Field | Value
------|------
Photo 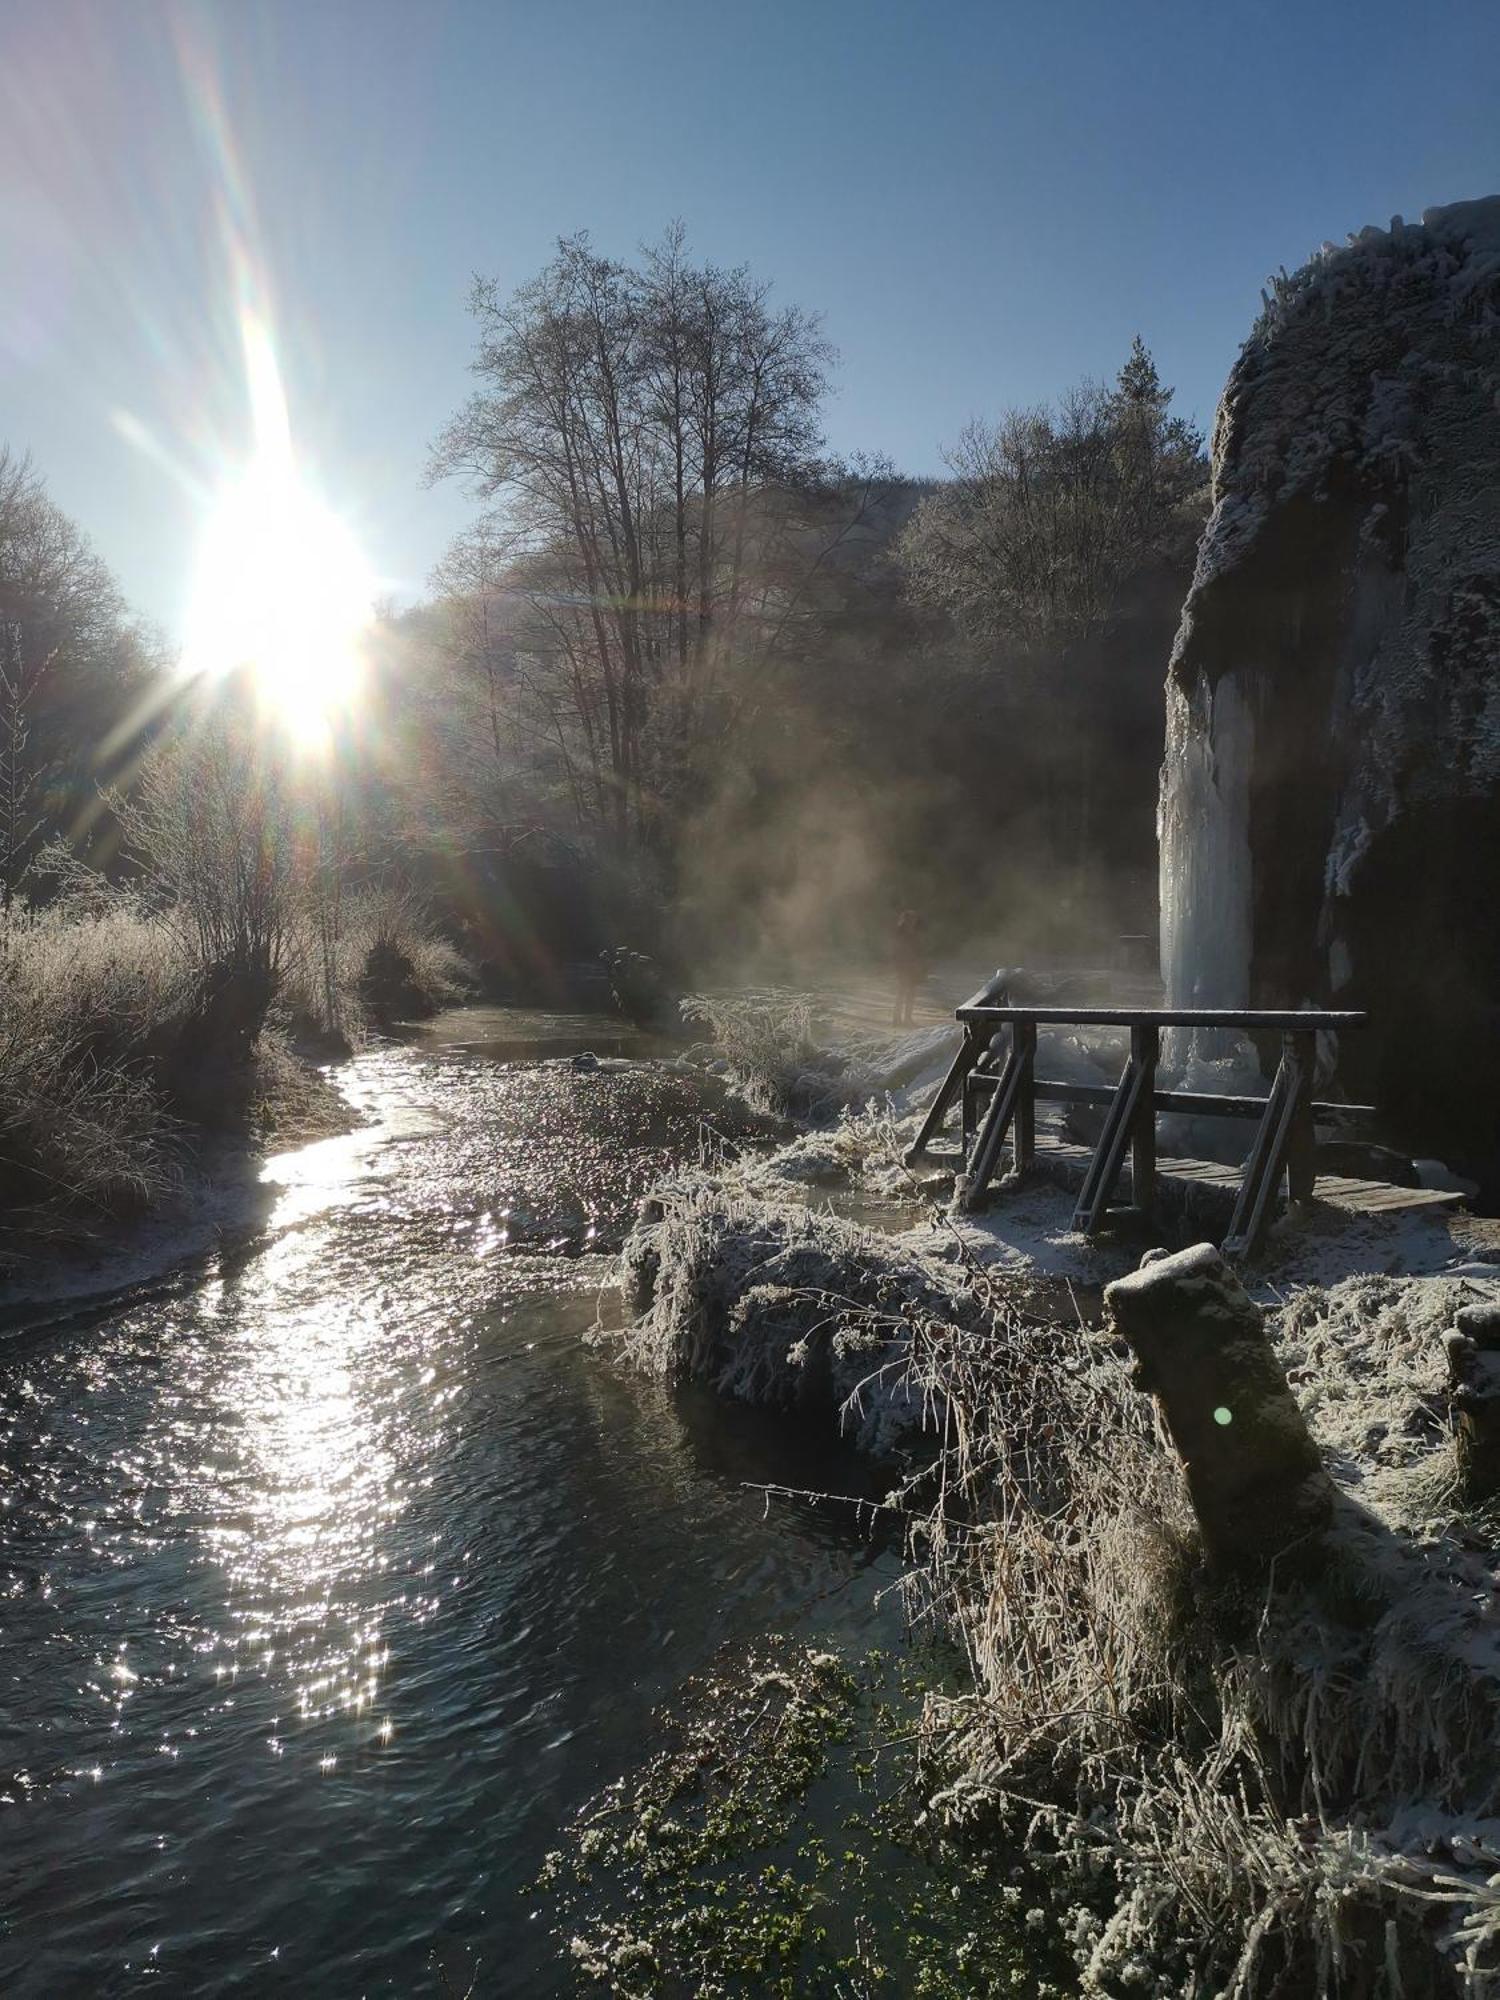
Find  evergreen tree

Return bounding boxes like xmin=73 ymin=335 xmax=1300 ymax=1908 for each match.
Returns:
xmin=1108 ymin=336 xmax=1207 ymax=566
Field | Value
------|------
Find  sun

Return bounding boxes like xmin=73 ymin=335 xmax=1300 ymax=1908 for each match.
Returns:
xmin=183 ymin=321 xmax=375 ymax=745
xmin=184 ymin=464 xmax=374 ymax=743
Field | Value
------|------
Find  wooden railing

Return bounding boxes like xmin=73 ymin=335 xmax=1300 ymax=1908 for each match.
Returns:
xmin=906 ymin=974 xmax=1370 ymax=1261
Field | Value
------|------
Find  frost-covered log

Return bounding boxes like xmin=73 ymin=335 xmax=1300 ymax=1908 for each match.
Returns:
xmin=1159 ymin=197 xmax=1500 ymax=1177
xmin=1445 ymin=1302 xmax=1500 ymax=1505
xmin=1105 ymin=1243 xmax=1335 ymax=1570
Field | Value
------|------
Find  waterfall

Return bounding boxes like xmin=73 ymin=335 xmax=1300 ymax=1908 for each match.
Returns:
xmin=1159 ymin=672 xmax=1254 ymax=1062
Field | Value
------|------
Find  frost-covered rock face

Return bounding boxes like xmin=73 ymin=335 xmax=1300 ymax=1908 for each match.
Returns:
xmin=1160 ymin=198 xmax=1500 ymax=1171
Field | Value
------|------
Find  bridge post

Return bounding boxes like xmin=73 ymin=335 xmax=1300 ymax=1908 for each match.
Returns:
xmin=904 ymin=971 xmax=1012 ymax=1166
xmin=1286 ymin=1031 xmax=1317 ymax=1203
xmin=1130 ymin=1023 xmax=1158 ymax=1216
xmin=1013 ymin=1018 xmax=1036 ymax=1174
xmin=957 ymin=1018 xmax=1037 ymax=1212
xmin=904 ymin=1025 xmax=981 ymax=1164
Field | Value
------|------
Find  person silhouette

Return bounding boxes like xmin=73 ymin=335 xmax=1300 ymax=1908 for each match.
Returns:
xmin=891 ymin=908 xmax=927 ymax=1026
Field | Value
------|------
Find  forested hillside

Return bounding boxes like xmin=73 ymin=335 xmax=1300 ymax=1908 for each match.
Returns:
xmin=0 ymin=228 xmax=1206 ymax=1246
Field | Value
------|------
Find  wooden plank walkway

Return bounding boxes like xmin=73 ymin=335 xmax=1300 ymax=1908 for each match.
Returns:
xmin=929 ymin=1118 xmax=1465 ymax=1230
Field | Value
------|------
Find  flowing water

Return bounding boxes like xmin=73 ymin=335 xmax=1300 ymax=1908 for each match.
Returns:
xmin=0 ymin=1010 xmax=904 ymax=1996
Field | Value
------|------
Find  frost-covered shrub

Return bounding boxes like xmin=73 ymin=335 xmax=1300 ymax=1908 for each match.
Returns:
xmin=730 ymin=1101 xmax=913 ymax=1198
xmin=279 ymin=885 xmax=472 ymax=1044
xmin=343 ymin=885 xmax=471 ymax=1023
xmin=680 ymin=990 xmax=855 ymax=1120
xmin=0 ymin=904 xmax=189 ymax=1246
xmin=615 ymin=1180 xmax=969 ymax=1454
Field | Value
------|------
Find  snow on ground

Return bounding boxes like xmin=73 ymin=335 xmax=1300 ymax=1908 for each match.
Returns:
xmin=0 ymin=1143 xmax=270 ymax=1331
xmin=905 ymin=1182 xmax=1131 ymax=1285
xmin=1275 ymin=1270 xmax=1482 ymax=1517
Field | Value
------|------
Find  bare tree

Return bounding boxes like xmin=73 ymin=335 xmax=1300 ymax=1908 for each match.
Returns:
xmin=428 ymin=229 xmax=833 ymax=851
xmin=0 ymin=620 xmax=49 ymax=908
xmin=0 ymin=445 xmax=156 ymax=890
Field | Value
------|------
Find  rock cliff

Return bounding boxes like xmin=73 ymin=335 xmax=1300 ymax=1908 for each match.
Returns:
xmin=1160 ymin=198 xmax=1500 ymax=1178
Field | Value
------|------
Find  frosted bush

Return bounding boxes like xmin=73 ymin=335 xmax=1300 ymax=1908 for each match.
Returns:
xmin=0 ymin=902 xmax=190 ymax=1246
xmin=680 ymin=990 xmax=860 ymax=1119
xmin=279 ymin=884 xmax=472 ymax=1043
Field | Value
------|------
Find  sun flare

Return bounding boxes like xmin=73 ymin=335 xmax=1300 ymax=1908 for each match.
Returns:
xmin=183 ymin=320 xmax=375 ymax=745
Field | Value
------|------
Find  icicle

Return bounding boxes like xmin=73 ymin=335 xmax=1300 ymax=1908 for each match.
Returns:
xmin=1159 ymin=671 xmax=1255 ymax=1062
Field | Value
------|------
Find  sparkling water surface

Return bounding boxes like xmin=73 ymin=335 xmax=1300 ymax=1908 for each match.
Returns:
xmin=0 ymin=1012 xmax=901 ymax=1995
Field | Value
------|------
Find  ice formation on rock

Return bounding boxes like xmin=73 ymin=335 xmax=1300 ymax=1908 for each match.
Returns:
xmin=1159 ymin=198 xmax=1500 ymax=1175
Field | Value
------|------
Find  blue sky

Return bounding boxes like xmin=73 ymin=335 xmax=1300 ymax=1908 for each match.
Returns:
xmin=2 ymin=0 xmax=1497 ymax=637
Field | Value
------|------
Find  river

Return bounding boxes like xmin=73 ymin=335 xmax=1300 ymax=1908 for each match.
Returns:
xmin=0 ymin=1009 xmax=905 ymax=1996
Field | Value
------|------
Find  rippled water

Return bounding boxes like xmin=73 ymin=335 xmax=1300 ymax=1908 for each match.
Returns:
xmin=0 ymin=1013 xmax=902 ymax=1996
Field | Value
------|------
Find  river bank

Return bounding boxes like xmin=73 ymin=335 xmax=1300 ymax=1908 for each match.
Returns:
xmin=0 ymin=890 xmax=470 ymax=1289
xmin=606 ymin=997 xmax=1500 ymax=1994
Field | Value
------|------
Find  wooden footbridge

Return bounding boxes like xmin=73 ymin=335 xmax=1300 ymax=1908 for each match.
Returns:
xmin=907 ymin=973 xmax=1463 ymax=1261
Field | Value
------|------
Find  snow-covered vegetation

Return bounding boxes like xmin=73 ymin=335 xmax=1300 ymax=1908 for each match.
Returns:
xmin=0 ymin=825 xmax=468 ymax=1259
xmin=679 ymin=990 xmax=856 ymax=1119
xmin=610 ymin=990 xmax=1500 ymax=1993
xmin=277 ymin=883 xmax=473 ymax=1049
xmin=0 ymin=903 xmax=190 ymax=1234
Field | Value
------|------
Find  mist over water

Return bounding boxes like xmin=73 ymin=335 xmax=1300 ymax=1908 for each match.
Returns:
xmin=0 ymin=1016 xmax=901 ymax=1996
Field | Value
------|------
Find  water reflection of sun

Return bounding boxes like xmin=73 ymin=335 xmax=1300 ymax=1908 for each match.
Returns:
xmin=204 ymin=1230 xmax=413 ymax=1743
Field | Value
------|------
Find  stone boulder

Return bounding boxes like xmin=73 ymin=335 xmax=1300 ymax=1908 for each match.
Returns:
xmin=1159 ymin=199 xmax=1500 ymax=1187
xmin=1106 ymin=1243 xmax=1335 ymax=1571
